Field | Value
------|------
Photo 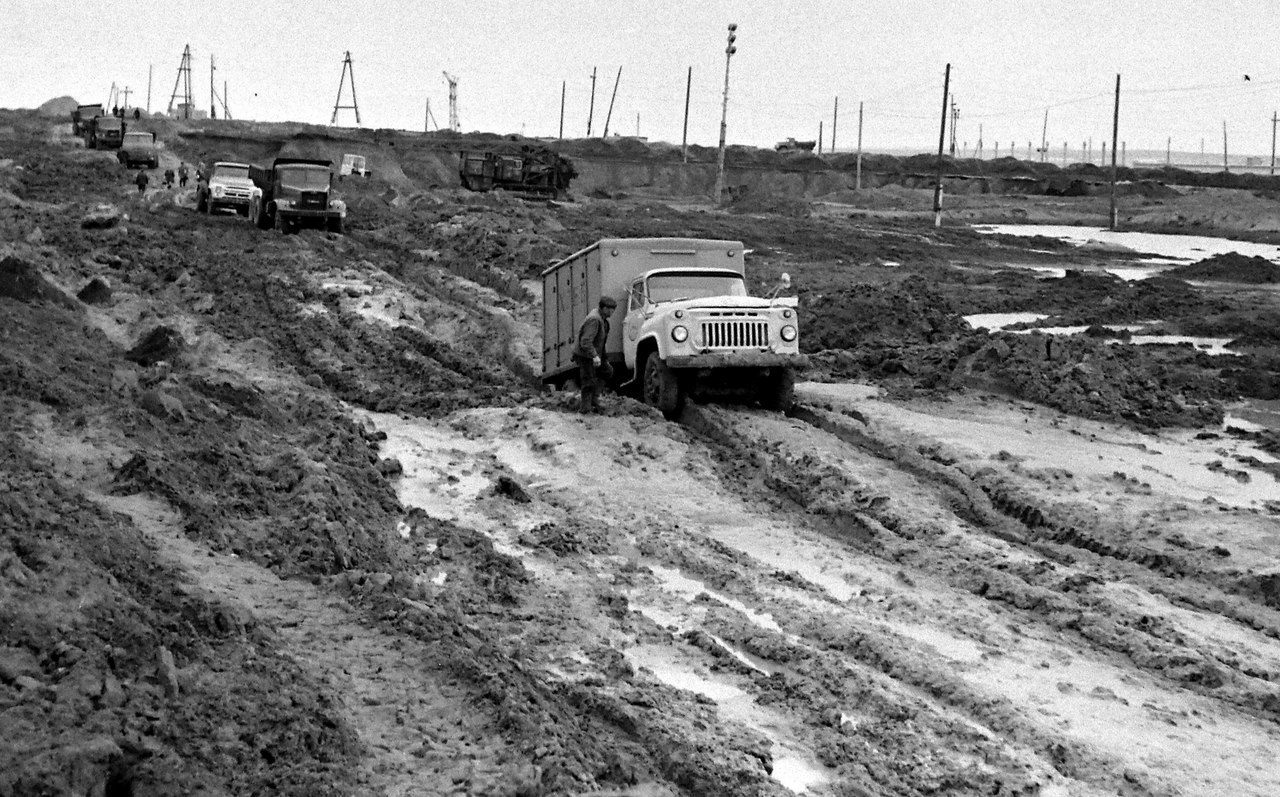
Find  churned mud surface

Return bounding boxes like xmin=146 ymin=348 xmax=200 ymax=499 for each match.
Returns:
xmin=2 ymin=109 xmax=1279 ymax=796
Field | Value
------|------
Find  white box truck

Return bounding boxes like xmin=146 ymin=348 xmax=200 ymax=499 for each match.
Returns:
xmin=541 ymin=238 xmax=807 ymax=418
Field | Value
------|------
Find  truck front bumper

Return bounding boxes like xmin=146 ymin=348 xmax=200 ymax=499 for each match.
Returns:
xmin=666 ymin=352 xmax=809 ymax=369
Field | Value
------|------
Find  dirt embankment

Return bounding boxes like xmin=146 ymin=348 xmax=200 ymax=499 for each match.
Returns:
xmin=4 ymin=108 xmax=1280 ymax=796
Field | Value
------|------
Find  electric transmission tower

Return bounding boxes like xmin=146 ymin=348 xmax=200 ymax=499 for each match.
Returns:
xmin=443 ymin=72 xmax=459 ymax=132
xmin=331 ymin=51 xmax=361 ymax=125
xmin=209 ymin=55 xmax=231 ymax=120
xmin=167 ymin=45 xmax=194 ymax=118
xmin=948 ymin=97 xmax=959 ymax=156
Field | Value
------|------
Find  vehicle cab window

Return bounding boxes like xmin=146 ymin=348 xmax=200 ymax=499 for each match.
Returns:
xmin=628 ymin=280 xmax=647 ymax=311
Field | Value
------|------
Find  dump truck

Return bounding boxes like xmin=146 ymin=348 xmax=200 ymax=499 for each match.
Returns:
xmin=71 ymin=103 xmax=105 ymax=136
xmin=459 ymin=145 xmax=575 ymax=198
xmin=247 ymin=158 xmax=346 ymax=234
xmin=117 ymin=131 xmax=159 ymax=168
xmin=541 ymin=238 xmax=806 ymax=418
xmin=84 ymin=115 xmax=125 ymax=150
xmin=774 ymin=138 xmax=817 ymax=152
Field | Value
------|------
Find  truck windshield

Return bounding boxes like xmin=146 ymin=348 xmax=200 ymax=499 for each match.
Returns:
xmin=279 ymin=167 xmax=330 ymax=191
xmin=212 ymin=165 xmax=250 ymax=180
xmin=645 ymin=273 xmax=747 ymax=303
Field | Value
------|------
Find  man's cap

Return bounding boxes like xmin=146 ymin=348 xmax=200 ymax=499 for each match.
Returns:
xmin=599 ymin=296 xmax=618 ymax=308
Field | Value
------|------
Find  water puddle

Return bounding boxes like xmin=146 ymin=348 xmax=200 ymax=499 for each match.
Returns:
xmin=962 ymin=316 xmax=1240 ymax=355
xmin=625 ymin=644 xmax=831 ymax=794
xmin=648 ymin=565 xmax=782 ymax=633
xmin=962 ymin=312 xmax=1048 ymax=330
xmin=975 ymin=224 xmax=1280 ymax=264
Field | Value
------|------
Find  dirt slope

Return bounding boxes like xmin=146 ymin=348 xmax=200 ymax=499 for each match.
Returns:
xmin=3 ymin=109 xmax=1280 ymax=796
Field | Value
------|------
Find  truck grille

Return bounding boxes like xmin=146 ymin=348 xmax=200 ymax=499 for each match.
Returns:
xmin=700 ymin=320 xmax=769 ymax=349
xmin=222 ymin=186 xmax=252 ymax=201
xmin=298 ymin=191 xmax=327 ymax=210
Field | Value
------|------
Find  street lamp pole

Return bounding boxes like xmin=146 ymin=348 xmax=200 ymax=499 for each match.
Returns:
xmin=713 ymin=23 xmax=737 ymax=205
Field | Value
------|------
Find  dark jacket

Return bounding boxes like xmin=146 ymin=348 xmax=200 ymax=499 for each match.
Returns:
xmin=572 ymin=308 xmax=609 ymax=362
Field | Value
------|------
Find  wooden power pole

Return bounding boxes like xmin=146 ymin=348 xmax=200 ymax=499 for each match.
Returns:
xmin=559 ymin=81 xmax=565 ymax=139
xmin=856 ymin=101 xmax=863 ymax=190
xmin=832 ymin=96 xmax=838 ymax=152
xmin=682 ymin=67 xmax=692 ymax=163
xmin=1108 ymin=74 xmax=1120 ymax=231
xmin=587 ymin=67 xmax=597 ymax=136
xmin=934 ymin=63 xmax=950 ymax=227
xmin=602 ymin=66 xmax=621 ymax=137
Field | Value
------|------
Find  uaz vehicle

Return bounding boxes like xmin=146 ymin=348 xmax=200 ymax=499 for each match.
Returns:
xmin=196 ymin=162 xmax=260 ymax=216
xmin=248 ymin=158 xmax=346 ymax=234
xmin=117 ymin=131 xmax=159 ymax=169
xmin=541 ymin=238 xmax=806 ymax=418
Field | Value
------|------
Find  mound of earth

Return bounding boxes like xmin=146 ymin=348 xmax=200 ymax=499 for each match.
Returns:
xmin=36 ymin=96 xmax=78 ymax=117
xmin=1168 ymin=252 xmax=1280 ymax=283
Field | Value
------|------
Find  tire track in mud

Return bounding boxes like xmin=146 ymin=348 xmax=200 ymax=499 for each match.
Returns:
xmin=673 ymin=399 xmax=1280 ymax=793
xmin=774 ymin=404 xmax=1280 ymax=701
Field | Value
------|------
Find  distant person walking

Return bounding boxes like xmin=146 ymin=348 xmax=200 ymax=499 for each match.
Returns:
xmin=572 ymin=296 xmax=617 ymax=414
xmin=134 ymin=168 xmax=149 ymax=194
xmin=178 ymin=164 xmax=189 ymax=187
xmin=163 ymin=168 xmax=175 ymax=188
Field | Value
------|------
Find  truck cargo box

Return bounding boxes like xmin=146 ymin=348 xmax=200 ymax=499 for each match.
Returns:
xmin=540 ymin=237 xmax=744 ymax=382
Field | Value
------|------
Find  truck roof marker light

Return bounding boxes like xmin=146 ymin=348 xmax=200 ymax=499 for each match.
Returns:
xmin=611 ymin=248 xmax=619 ymax=256
xmin=727 ymin=250 xmax=736 ymax=256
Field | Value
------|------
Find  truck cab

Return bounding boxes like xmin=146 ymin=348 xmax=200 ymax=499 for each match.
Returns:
xmin=117 ymin=131 xmax=159 ymax=168
xmin=89 ymin=115 xmax=125 ymax=150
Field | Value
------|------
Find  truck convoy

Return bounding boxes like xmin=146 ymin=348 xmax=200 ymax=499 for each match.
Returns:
xmin=541 ymin=238 xmax=806 ymax=418
xmin=197 ymin=162 xmax=260 ymax=216
xmin=71 ymin=104 xmax=104 ymax=137
xmin=248 ymin=158 xmax=346 ymax=234
xmin=117 ymin=131 xmax=159 ymax=169
xmin=71 ymin=104 xmax=125 ymax=150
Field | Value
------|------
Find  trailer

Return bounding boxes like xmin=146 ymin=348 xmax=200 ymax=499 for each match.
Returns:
xmin=541 ymin=238 xmax=806 ymax=418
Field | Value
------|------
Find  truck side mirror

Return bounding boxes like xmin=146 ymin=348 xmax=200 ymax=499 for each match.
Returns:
xmin=768 ymin=272 xmax=792 ymax=300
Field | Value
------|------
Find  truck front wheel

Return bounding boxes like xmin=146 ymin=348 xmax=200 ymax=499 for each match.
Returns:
xmin=643 ymin=356 xmax=685 ymax=420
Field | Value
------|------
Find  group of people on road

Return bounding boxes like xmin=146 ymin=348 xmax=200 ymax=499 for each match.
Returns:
xmin=133 ymin=162 xmax=190 ymax=194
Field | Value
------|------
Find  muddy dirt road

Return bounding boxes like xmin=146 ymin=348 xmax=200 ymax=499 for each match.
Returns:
xmin=2 ymin=110 xmax=1279 ymax=796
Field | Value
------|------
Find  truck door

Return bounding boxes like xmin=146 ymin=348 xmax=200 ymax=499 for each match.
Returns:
xmin=622 ymin=278 xmax=647 ymax=367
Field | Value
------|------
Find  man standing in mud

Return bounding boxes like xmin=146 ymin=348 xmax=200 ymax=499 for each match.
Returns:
xmin=572 ymin=296 xmax=616 ymax=413
xmin=134 ymin=168 xmax=149 ymax=194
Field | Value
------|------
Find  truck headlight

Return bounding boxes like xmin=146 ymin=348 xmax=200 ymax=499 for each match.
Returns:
xmin=275 ymin=198 xmax=293 ymax=209
xmin=329 ymin=199 xmax=347 ymax=217
xmin=780 ymin=325 xmax=797 ymax=342
xmin=671 ymin=325 xmax=688 ymax=343
xmin=212 ymin=184 xmax=225 ymax=198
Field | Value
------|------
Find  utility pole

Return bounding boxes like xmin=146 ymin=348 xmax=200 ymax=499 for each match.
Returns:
xmin=635 ymin=112 xmax=640 ymax=137
xmin=146 ymin=64 xmax=152 ymax=114
xmin=587 ymin=67 xmax=597 ymax=136
xmin=1039 ymin=108 xmax=1048 ymax=162
xmin=818 ymin=121 xmax=823 ymax=155
xmin=1167 ymin=136 xmax=1171 ymax=166
xmin=559 ymin=81 xmax=565 ymax=139
xmin=856 ymin=100 xmax=863 ymax=190
xmin=1223 ymin=121 xmax=1229 ymax=171
xmin=1062 ymin=141 xmax=1067 ymax=166
xmin=832 ymin=96 xmax=838 ymax=152
xmin=331 ymin=52 xmax=361 ymax=125
xmin=1272 ymin=113 xmax=1277 ymax=175
xmin=977 ymin=123 xmax=983 ymax=158
xmin=933 ymin=63 xmax=950 ymax=228
xmin=1109 ymin=74 xmax=1120 ymax=231
xmin=713 ymin=23 xmax=738 ymax=205
xmin=948 ymin=96 xmax=959 ymax=156
xmin=121 ymin=86 xmax=132 ymax=110
xmin=602 ymin=66 xmax=621 ymax=137
xmin=681 ymin=66 xmax=692 ymax=163
xmin=167 ymin=45 xmax=194 ymax=118
xmin=210 ymin=55 xmax=216 ymax=119
xmin=1121 ymin=141 xmax=1126 ymax=167
xmin=443 ymin=72 xmax=459 ymax=132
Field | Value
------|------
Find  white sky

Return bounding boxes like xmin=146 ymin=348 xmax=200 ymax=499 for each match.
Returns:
xmin=4 ymin=0 xmax=1279 ymax=159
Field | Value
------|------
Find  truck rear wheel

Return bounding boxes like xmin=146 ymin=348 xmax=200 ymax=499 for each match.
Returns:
xmin=758 ymin=367 xmax=796 ymax=412
xmin=643 ymin=356 xmax=684 ymax=420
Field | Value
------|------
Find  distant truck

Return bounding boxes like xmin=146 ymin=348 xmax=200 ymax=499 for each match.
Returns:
xmin=71 ymin=104 xmax=105 ymax=136
xmin=196 ymin=162 xmax=260 ymax=216
xmin=84 ymin=115 xmax=125 ymax=150
xmin=248 ymin=158 xmax=346 ymax=234
xmin=459 ymin=146 xmax=575 ymax=198
xmin=339 ymin=153 xmax=370 ymax=178
xmin=541 ymin=238 xmax=806 ymax=418
xmin=775 ymin=138 xmax=816 ymax=153
xmin=117 ymin=131 xmax=159 ymax=169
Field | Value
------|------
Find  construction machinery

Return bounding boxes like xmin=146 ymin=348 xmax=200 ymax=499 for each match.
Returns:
xmin=459 ymin=145 xmax=576 ymax=199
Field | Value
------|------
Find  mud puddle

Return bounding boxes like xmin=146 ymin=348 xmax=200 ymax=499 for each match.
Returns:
xmin=975 ymin=223 xmax=1280 ymax=263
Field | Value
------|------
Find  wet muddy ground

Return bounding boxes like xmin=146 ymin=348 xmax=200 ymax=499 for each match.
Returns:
xmin=2 ymin=110 xmax=1279 ymax=796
